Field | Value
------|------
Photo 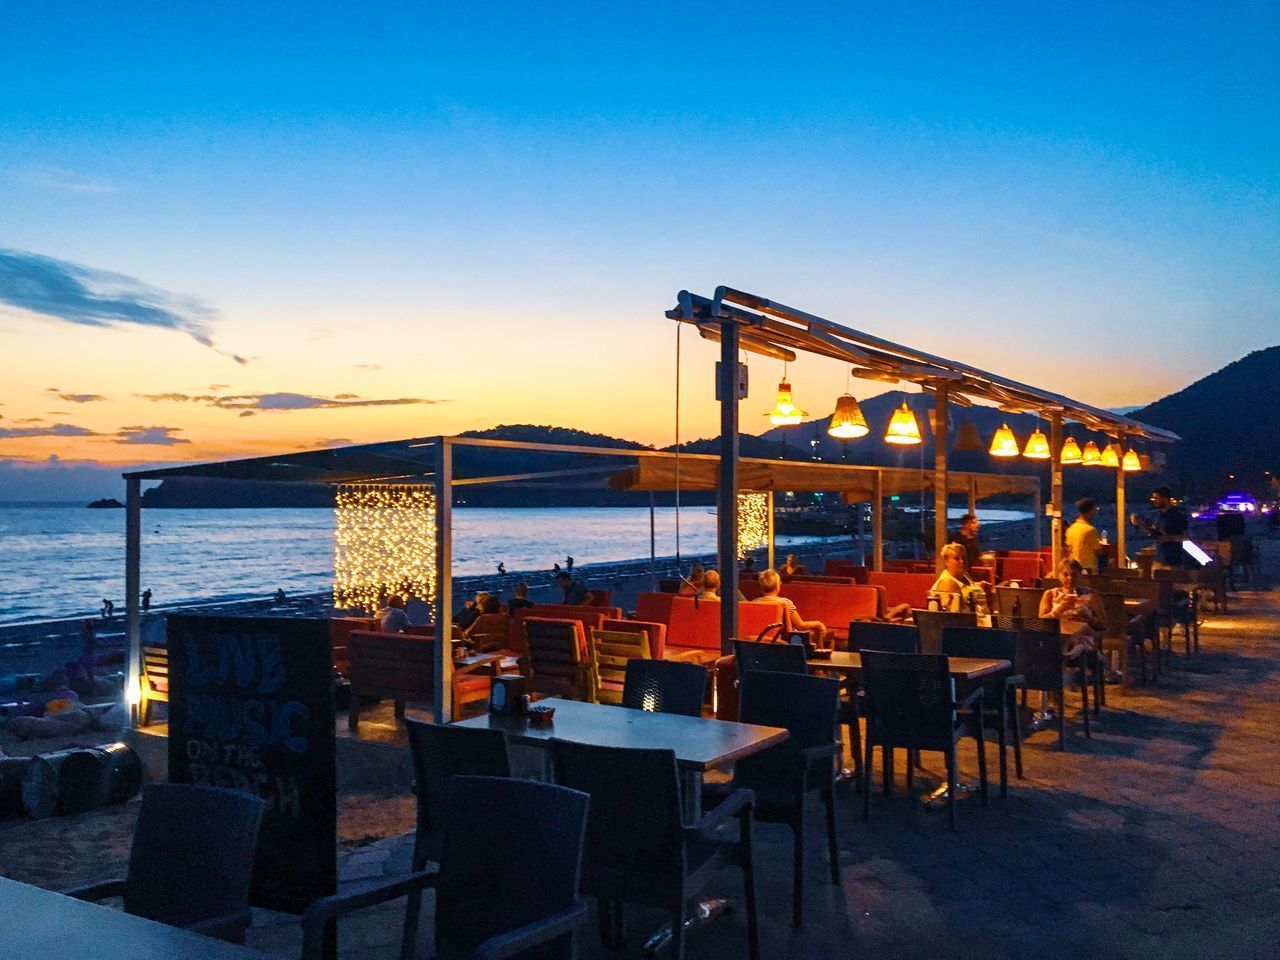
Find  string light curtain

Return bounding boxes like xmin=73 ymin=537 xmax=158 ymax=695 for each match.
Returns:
xmin=334 ymin=483 xmax=437 ymax=613
xmin=736 ymin=492 xmax=769 ymax=559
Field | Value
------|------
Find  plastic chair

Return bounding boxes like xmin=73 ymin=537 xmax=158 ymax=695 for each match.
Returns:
xmin=621 ymin=659 xmax=708 ymax=717
xmin=66 ymin=784 xmax=264 ymax=943
xmin=858 ymin=651 xmax=987 ymax=831
xmin=727 ymin=670 xmax=842 ymax=927
xmin=941 ymin=626 xmax=1023 ymax=795
xmin=550 ymin=740 xmax=759 ymax=960
xmin=303 ymin=776 xmax=591 ymax=960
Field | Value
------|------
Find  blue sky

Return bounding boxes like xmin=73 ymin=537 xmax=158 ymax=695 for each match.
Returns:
xmin=1 ymin=1 xmax=1278 ymax=498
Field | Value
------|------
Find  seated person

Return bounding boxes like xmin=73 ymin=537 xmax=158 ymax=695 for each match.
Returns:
xmin=507 ymin=581 xmax=534 ymax=613
xmin=1039 ymin=559 xmax=1104 ymax=659
xmin=754 ymin=568 xmax=829 ymax=648
xmin=929 ymin=543 xmax=989 ymax=612
xmin=454 ymin=591 xmax=489 ymax=631
xmin=554 ymin=571 xmax=589 ymax=605
xmin=779 ymin=554 xmax=806 ymax=580
xmin=677 ymin=563 xmax=705 ymax=597
xmin=377 ymin=594 xmax=412 ymax=633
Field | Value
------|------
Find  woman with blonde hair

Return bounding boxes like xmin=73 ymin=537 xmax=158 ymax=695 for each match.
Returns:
xmin=929 ymin=543 xmax=989 ymax=612
xmin=754 ymin=568 xmax=829 ymax=647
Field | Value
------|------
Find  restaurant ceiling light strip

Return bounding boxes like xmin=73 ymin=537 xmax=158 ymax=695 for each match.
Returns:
xmin=334 ymin=483 xmax=436 ymax=613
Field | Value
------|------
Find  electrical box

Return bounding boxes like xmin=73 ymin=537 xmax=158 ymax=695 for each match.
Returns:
xmin=714 ymin=361 xmax=749 ymax=401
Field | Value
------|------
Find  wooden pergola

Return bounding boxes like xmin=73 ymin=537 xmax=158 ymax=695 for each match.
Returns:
xmin=120 ymin=436 xmax=1038 ymax=723
xmin=667 ymin=285 xmax=1179 ymax=648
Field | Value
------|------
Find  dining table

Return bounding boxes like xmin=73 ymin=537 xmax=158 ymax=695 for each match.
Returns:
xmin=0 ymin=876 xmax=273 ymax=959
xmin=807 ymin=651 xmax=1012 ymax=680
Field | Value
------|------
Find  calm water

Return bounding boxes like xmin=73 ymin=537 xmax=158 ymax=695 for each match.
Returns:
xmin=0 ymin=505 xmax=805 ymax=625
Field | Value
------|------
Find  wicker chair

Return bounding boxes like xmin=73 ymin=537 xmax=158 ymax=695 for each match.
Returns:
xmin=847 ymin=621 xmax=921 ymax=654
xmin=994 ymin=615 xmax=1089 ymax=749
xmin=940 ymin=626 xmax=1023 ymax=795
xmin=912 ymin=610 xmax=978 ymax=655
xmin=723 ymin=670 xmax=842 ymax=927
xmin=550 ymin=740 xmax=759 ymax=960
xmin=303 ymin=776 xmax=591 ymax=960
xmin=846 ymin=621 xmax=922 ymax=790
xmin=66 ymin=784 xmax=264 ymax=943
xmin=858 ymin=651 xmax=987 ymax=831
xmin=621 ymin=659 xmax=708 ymax=717
xmin=1095 ymin=591 xmax=1151 ymax=687
xmin=734 ymin=638 xmax=809 ymax=676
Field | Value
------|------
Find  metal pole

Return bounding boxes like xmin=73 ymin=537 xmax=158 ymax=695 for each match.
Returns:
xmin=933 ymin=385 xmax=949 ymax=572
xmin=1032 ymin=480 xmax=1043 ymax=551
xmin=716 ymin=314 xmax=740 ymax=654
xmin=856 ymin=499 xmax=866 ymax=565
xmin=871 ymin=470 xmax=884 ymax=571
xmin=766 ymin=490 xmax=775 ymax=571
xmin=1115 ymin=450 xmax=1127 ymax=568
xmin=1050 ymin=414 xmax=1064 ymax=572
xmin=649 ymin=491 xmax=657 ymax=590
xmin=433 ymin=440 xmax=454 ymax=723
xmin=125 ymin=477 xmax=141 ymax=728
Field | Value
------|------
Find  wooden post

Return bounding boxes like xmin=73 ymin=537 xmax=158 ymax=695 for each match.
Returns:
xmin=125 ymin=477 xmax=141 ymax=728
xmin=871 ymin=470 xmax=884 ymax=571
xmin=967 ymin=476 xmax=978 ymax=517
xmin=856 ymin=497 xmax=866 ymax=565
xmin=1115 ymin=447 xmax=1127 ymax=568
xmin=649 ymin=491 xmax=657 ymax=590
xmin=1049 ymin=414 xmax=1064 ymax=571
xmin=933 ymin=385 xmax=949 ymax=572
xmin=766 ymin=490 xmax=775 ymax=571
xmin=716 ymin=316 xmax=740 ymax=654
xmin=432 ymin=440 xmax=454 ymax=723
xmin=1032 ymin=480 xmax=1043 ymax=551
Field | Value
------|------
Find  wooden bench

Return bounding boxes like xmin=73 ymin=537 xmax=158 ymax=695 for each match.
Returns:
xmin=346 ymin=631 xmax=494 ymax=728
xmin=140 ymin=645 xmax=169 ymax=726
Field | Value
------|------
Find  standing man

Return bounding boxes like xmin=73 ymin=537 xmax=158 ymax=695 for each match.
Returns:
xmin=1131 ymin=486 xmax=1190 ymax=569
xmin=1065 ymin=498 xmax=1102 ymax=572
xmin=951 ymin=513 xmax=982 ymax=571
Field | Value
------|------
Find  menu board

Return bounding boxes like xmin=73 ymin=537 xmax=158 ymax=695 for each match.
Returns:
xmin=167 ymin=614 xmax=336 ymax=914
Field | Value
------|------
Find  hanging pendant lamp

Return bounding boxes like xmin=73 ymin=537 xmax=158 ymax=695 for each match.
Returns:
xmin=953 ymin=420 xmax=984 ymax=452
xmin=1122 ymin=448 xmax=1141 ymax=472
xmin=1022 ymin=428 xmax=1051 ymax=460
xmin=766 ymin=378 xmax=806 ymax=426
xmin=1081 ymin=440 xmax=1103 ymax=466
xmin=1060 ymin=436 xmax=1083 ymax=465
xmin=989 ymin=423 xmax=1020 ymax=457
xmin=827 ymin=394 xmax=869 ymax=439
xmin=1101 ymin=442 xmax=1121 ymax=468
xmin=883 ymin=401 xmax=922 ymax=445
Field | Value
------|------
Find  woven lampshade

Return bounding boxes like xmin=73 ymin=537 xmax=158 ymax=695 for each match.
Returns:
xmin=989 ymin=423 xmax=1020 ymax=457
xmin=1101 ymin=442 xmax=1120 ymax=468
xmin=1122 ymin=448 xmax=1141 ymax=472
xmin=1060 ymin=436 xmax=1083 ymax=464
xmin=1022 ymin=428 xmax=1051 ymax=459
xmin=953 ymin=420 xmax=984 ymax=452
xmin=767 ymin=379 xmax=805 ymax=426
xmin=827 ymin=394 xmax=869 ymax=439
xmin=883 ymin=401 xmax=922 ymax=445
xmin=1081 ymin=440 xmax=1103 ymax=466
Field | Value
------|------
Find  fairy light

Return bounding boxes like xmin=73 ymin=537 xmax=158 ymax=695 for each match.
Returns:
xmin=333 ymin=483 xmax=436 ymax=613
xmin=737 ymin=492 xmax=769 ymax=559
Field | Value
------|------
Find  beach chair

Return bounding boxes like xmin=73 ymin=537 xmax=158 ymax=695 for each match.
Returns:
xmin=139 ymin=645 xmax=169 ymax=726
xmin=589 ymin=628 xmax=651 ymax=704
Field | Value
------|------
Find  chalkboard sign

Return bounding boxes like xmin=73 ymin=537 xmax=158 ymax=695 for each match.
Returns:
xmin=167 ymin=614 xmax=336 ymax=915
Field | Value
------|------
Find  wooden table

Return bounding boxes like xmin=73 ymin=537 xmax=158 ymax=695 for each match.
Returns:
xmin=0 ymin=876 xmax=272 ymax=959
xmin=808 ymin=651 xmax=1011 ymax=680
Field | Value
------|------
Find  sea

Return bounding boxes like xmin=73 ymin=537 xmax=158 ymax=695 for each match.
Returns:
xmin=0 ymin=503 xmax=1032 ymax=626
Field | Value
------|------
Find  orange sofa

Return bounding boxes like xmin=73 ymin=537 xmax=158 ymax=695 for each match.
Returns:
xmin=867 ymin=571 xmax=939 ymax=610
xmin=778 ymin=582 xmax=884 ymax=642
xmin=510 ymin=604 xmax=615 ymax=653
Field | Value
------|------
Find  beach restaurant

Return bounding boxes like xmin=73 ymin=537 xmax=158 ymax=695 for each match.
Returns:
xmin=17 ymin=286 xmax=1222 ymax=960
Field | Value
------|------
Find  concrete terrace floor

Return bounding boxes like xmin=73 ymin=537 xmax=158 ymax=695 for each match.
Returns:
xmin=244 ymin=559 xmax=1280 ymax=960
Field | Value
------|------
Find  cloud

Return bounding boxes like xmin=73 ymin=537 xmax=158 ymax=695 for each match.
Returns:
xmin=0 ymin=422 xmax=101 ymax=439
xmin=298 ymin=438 xmax=354 ymax=449
xmin=0 ymin=248 xmax=246 ymax=364
xmin=46 ymin=389 xmax=106 ymax=403
xmin=354 ymin=363 xmax=383 ymax=371
xmin=112 ymin=425 xmax=191 ymax=446
xmin=138 ymin=391 xmax=445 ymax=412
xmin=10 ymin=165 xmax=114 ymax=194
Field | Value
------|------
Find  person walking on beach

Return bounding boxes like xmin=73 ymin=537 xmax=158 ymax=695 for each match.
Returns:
xmin=141 ymin=588 xmax=152 ymax=612
xmin=101 ymin=598 xmax=114 ymax=619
